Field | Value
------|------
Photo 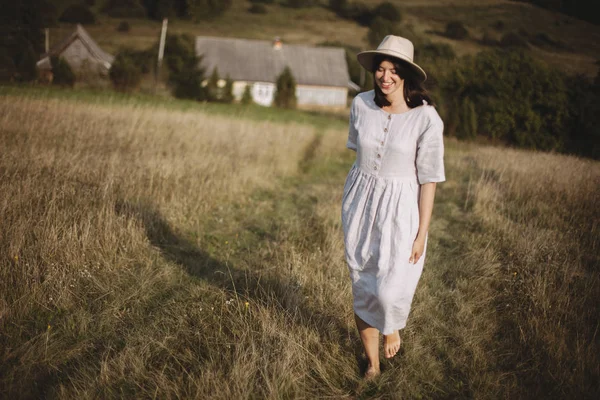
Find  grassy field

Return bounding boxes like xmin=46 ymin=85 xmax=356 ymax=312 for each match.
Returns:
xmin=1 ymin=87 xmax=598 ymax=398
xmin=45 ymin=0 xmax=600 ymax=79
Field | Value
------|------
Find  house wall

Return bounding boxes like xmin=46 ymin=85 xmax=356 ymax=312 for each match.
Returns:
xmin=296 ymin=85 xmax=347 ymax=107
xmin=60 ymin=38 xmax=109 ymax=76
xmin=232 ymin=81 xmax=347 ymax=107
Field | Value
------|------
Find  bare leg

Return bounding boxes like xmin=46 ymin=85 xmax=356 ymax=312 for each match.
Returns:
xmin=354 ymin=314 xmax=380 ymax=378
xmin=383 ymin=331 xmax=401 ymax=358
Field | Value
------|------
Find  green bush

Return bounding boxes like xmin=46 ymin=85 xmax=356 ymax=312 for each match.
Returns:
xmin=142 ymin=0 xmax=174 ymax=20
xmin=117 ymin=21 xmax=131 ymax=32
xmin=59 ymin=4 xmax=96 ymax=24
xmin=481 ymin=31 xmax=499 ymax=46
xmin=51 ymin=56 xmax=75 ymax=87
xmin=249 ymin=4 xmax=267 ymax=14
xmin=163 ymin=34 xmax=206 ymax=100
xmin=103 ymin=0 xmax=147 ymax=18
xmin=500 ymin=32 xmax=528 ymax=48
xmin=185 ymin=0 xmax=233 ymax=20
xmin=372 ymin=1 xmax=401 ymax=22
xmin=241 ymin=84 xmax=253 ymax=105
xmin=222 ymin=76 xmax=234 ymax=103
xmin=205 ymin=67 xmax=220 ymax=101
xmin=274 ymin=66 xmax=297 ymax=109
xmin=0 ymin=51 xmax=16 ymax=82
xmin=440 ymin=49 xmax=568 ymax=151
xmin=563 ymin=74 xmax=600 ymax=159
xmin=250 ymin=0 xmax=274 ymax=3
xmin=13 ymin=39 xmax=37 ymax=82
xmin=445 ymin=21 xmax=468 ymax=40
xmin=367 ymin=17 xmax=398 ymax=47
xmin=284 ymin=0 xmax=317 ymax=8
xmin=109 ymin=51 xmax=142 ymax=91
xmin=458 ymin=97 xmax=478 ymax=139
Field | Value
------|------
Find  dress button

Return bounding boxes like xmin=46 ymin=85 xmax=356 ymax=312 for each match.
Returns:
xmin=388 ymin=115 xmax=391 ymax=120
xmin=377 ymin=154 xmax=381 ymax=158
xmin=374 ymin=165 xmax=378 ymax=170
xmin=384 ymin=128 xmax=388 ymax=133
xmin=381 ymin=141 xmax=384 ymax=145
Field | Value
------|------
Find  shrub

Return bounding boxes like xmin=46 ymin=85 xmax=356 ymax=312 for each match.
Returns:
xmin=349 ymin=2 xmax=374 ymax=26
xmin=59 ymin=4 xmax=96 ymax=24
xmin=205 ymin=68 xmax=221 ymax=102
xmin=250 ymin=0 xmax=274 ymax=3
xmin=440 ymin=49 xmax=569 ymax=150
xmin=458 ymin=97 xmax=477 ymax=139
xmin=13 ymin=39 xmax=38 ymax=82
xmin=0 ymin=52 xmax=16 ymax=82
xmin=103 ymin=0 xmax=147 ymax=18
xmin=142 ymin=0 xmax=175 ymax=20
xmin=274 ymin=66 xmax=297 ymax=109
xmin=249 ymin=4 xmax=267 ymax=14
xmin=185 ymin=0 xmax=233 ymax=20
xmin=51 ymin=56 xmax=75 ymax=87
xmin=418 ymin=42 xmax=456 ymax=61
xmin=367 ymin=17 xmax=398 ymax=47
xmin=284 ymin=0 xmax=317 ymax=7
xmin=163 ymin=34 xmax=206 ymax=100
xmin=241 ymin=84 xmax=253 ymax=105
xmin=117 ymin=21 xmax=131 ymax=32
xmin=445 ymin=21 xmax=468 ymax=40
xmin=500 ymin=32 xmax=528 ymax=48
xmin=372 ymin=1 xmax=401 ymax=22
xmin=222 ymin=76 xmax=234 ymax=103
xmin=109 ymin=51 xmax=142 ymax=91
xmin=481 ymin=31 xmax=499 ymax=46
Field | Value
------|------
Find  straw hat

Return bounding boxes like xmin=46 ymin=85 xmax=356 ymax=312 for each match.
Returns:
xmin=357 ymin=35 xmax=427 ymax=82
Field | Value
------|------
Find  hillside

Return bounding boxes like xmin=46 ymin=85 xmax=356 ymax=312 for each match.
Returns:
xmin=45 ymin=0 xmax=600 ymax=78
xmin=1 ymin=86 xmax=598 ymax=398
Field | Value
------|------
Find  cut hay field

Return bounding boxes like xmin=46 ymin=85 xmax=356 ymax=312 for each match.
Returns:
xmin=1 ymin=88 xmax=599 ymax=399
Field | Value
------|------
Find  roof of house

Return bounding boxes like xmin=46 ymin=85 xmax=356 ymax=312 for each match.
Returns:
xmin=37 ymin=24 xmax=114 ymax=69
xmin=195 ymin=36 xmax=349 ymax=88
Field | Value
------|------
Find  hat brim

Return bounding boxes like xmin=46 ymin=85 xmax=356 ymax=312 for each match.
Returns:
xmin=357 ymin=50 xmax=427 ymax=82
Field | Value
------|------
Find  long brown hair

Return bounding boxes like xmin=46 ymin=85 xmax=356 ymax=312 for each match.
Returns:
xmin=372 ymin=55 xmax=433 ymax=108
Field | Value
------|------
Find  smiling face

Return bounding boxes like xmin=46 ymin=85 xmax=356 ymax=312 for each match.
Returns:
xmin=374 ymin=59 xmax=405 ymax=101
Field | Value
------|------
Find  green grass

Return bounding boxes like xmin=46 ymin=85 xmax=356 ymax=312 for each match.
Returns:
xmin=0 ymin=84 xmax=347 ymax=130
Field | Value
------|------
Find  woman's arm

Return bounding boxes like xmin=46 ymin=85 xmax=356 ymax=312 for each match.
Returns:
xmin=409 ymin=182 xmax=437 ymax=264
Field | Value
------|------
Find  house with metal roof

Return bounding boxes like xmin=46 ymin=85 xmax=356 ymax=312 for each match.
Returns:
xmin=37 ymin=24 xmax=114 ymax=81
xmin=196 ymin=36 xmax=356 ymax=107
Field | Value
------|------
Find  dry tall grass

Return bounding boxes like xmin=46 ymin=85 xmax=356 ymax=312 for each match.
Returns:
xmin=1 ymin=93 xmax=598 ymax=399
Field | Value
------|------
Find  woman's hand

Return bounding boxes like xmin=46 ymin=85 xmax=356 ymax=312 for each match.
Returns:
xmin=409 ymin=236 xmax=426 ymax=264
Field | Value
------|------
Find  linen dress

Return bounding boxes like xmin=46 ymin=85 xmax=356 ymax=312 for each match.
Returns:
xmin=341 ymin=90 xmax=445 ymax=335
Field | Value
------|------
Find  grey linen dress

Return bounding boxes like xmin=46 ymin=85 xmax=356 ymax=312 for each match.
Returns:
xmin=341 ymin=90 xmax=445 ymax=335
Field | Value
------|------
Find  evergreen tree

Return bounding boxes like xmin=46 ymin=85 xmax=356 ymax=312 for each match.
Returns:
xmin=109 ymin=51 xmax=142 ymax=91
xmin=206 ymin=67 xmax=220 ymax=101
xmin=163 ymin=34 xmax=206 ymax=100
xmin=222 ymin=75 xmax=234 ymax=103
xmin=241 ymin=83 xmax=253 ymax=105
xmin=51 ymin=56 xmax=75 ymax=87
xmin=274 ymin=66 xmax=297 ymax=109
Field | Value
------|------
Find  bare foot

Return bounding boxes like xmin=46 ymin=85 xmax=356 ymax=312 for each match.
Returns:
xmin=383 ymin=331 xmax=401 ymax=358
xmin=364 ymin=364 xmax=381 ymax=380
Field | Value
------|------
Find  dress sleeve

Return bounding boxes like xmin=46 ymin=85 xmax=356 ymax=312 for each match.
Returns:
xmin=346 ymin=98 xmax=358 ymax=151
xmin=416 ymin=115 xmax=446 ymax=184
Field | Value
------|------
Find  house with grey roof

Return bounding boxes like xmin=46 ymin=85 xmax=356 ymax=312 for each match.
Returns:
xmin=196 ymin=36 xmax=356 ymax=108
xmin=37 ymin=24 xmax=114 ymax=81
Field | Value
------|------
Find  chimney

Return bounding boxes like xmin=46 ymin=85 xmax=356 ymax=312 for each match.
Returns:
xmin=45 ymin=28 xmax=49 ymax=53
xmin=273 ymin=37 xmax=282 ymax=50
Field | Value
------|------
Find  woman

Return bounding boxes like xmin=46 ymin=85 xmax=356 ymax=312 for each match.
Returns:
xmin=341 ymin=35 xmax=445 ymax=378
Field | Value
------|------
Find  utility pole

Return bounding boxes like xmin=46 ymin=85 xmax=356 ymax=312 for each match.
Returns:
xmin=155 ymin=18 xmax=168 ymax=93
